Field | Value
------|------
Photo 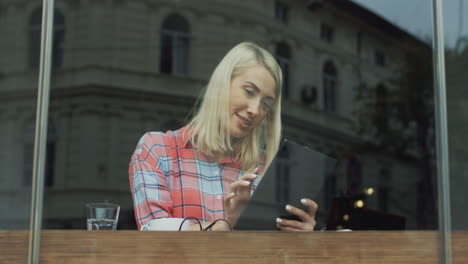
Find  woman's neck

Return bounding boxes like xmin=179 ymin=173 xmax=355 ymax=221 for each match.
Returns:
xmin=231 ymin=137 xmax=242 ymax=153
xmin=210 ymin=139 xmax=241 ymax=163
xmin=210 ymin=151 xmax=231 ymax=163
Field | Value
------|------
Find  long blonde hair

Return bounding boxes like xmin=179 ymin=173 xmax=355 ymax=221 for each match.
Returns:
xmin=186 ymin=42 xmax=282 ymax=171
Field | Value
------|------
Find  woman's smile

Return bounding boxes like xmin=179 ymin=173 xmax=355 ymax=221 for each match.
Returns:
xmin=229 ymin=65 xmax=276 ymax=138
xmin=236 ymin=113 xmax=251 ymax=128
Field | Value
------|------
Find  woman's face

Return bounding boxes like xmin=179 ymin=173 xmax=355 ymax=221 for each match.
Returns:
xmin=229 ymin=65 xmax=276 ymax=139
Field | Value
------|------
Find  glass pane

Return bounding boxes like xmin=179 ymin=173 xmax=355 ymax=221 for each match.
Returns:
xmin=37 ymin=0 xmax=441 ymax=261
xmin=0 ymin=1 xmax=42 ymax=262
xmin=445 ymin=0 xmax=468 ymax=230
xmin=293 ymin=0 xmax=436 ymax=231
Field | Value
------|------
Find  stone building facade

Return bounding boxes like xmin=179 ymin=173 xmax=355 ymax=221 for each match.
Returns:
xmin=0 ymin=0 xmax=433 ymax=229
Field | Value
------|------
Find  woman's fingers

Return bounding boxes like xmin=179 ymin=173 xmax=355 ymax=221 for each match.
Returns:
xmin=276 ymin=223 xmax=312 ymax=232
xmin=223 ymin=168 xmax=259 ymax=226
xmin=224 ymin=192 xmax=235 ymax=203
xmin=277 ymin=198 xmax=318 ymax=232
xmin=276 ymin=225 xmax=297 ymax=232
xmin=229 ymin=168 xmax=259 ymax=195
xmin=284 ymin=204 xmax=312 ymax=222
xmin=230 ymin=179 xmax=254 ymax=190
xmin=237 ymin=168 xmax=259 ymax=184
xmin=229 ymin=180 xmax=253 ymax=199
xmin=276 ymin=217 xmax=305 ymax=229
xmin=301 ymin=198 xmax=318 ymax=218
xmin=276 ymin=224 xmax=314 ymax=232
xmin=276 ymin=216 xmax=316 ymax=231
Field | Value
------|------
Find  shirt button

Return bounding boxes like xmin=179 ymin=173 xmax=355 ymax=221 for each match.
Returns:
xmin=213 ymin=169 xmax=219 ymax=175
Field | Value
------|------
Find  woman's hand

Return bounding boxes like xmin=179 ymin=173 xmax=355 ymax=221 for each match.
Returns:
xmin=276 ymin=198 xmax=318 ymax=232
xmin=224 ymin=167 xmax=259 ymax=226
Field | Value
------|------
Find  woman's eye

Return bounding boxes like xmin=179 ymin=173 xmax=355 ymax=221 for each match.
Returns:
xmin=245 ymin=89 xmax=254 ymax=96
xmin=262 ymin=101 xmax=272 ymax=110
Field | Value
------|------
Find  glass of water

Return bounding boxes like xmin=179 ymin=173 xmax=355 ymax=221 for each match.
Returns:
xmin=86 ymin=203 xmax=120 ymax=230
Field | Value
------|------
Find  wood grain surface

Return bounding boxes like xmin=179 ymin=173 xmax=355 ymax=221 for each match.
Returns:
xmin=1 ymin=230 xmax=467 ymax=264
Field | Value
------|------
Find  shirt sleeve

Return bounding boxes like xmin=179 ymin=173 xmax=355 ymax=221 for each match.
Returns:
xmin=128 ymin=132 xmax=174 ymax=230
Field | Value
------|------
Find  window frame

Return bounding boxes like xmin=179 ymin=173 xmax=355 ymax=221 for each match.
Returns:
xmin=159 ymin=14 xmax=190 ymax=76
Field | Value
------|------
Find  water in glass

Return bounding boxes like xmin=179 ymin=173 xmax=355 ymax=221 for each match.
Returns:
xmin=87 ymin=218 xmax=117 ymax=230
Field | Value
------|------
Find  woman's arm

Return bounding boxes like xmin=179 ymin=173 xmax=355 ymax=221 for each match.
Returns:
xmin=223 ymin=168 xmax=260 ymax=226
xmin=129 ymin=133 xmax=174 ymax=230
xmin=188 ymin=221 xmax=231 ymax=231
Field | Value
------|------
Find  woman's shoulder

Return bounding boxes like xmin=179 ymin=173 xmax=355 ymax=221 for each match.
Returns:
xmin=142 ymin=127 xmax=186 ymax=140
xmin=135 ymin=127 xmax=186 ymax=155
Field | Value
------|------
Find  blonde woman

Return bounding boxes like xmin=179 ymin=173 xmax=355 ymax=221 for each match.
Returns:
xmin=129 ymin=42 xmax=318 ymax=231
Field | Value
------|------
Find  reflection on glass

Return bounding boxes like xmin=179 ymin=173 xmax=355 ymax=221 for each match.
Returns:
xmin=274 ymin=42 xmax=291 ymax=98
xmin=0 ymin=2 xmax=44 ymax=233
xmin=0 ymin=1 xmax=45 ymax=262
xmin=445 ymin=0 xmax=468 ymax=230
xmin=0 ymin=0 xmax=437 ymax=231
xmin=160 ymin=13 xmax=190 ymax=76
xmin=234 ymin=140 xmax=336 ymax=230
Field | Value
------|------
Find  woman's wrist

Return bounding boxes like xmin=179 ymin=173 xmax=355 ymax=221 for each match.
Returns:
xmin=189 ymin=223 xmax=203 ymax=231
xmin=225 ymin=214 xmax=237 ymax=227
xmin=211 ymin=220 xmax=231 ymax=231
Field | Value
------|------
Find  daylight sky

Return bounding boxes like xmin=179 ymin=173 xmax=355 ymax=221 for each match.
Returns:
xmin=351 ymin=0 xmax=468 ymax=48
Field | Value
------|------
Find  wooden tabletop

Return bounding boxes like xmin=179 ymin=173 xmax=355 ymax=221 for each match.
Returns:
xmin=1 ymin=230 xmax=467 ymax=264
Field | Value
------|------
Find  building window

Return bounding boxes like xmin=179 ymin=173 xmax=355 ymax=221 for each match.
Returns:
xmin=320 ymin=23 xmax=334 ymax=43
xmin=29 ymin=7 xmax=65 ymax=70
xmin=23 ymin=121 xmax=56 ymax=188
xmin=274 ymin=1 xmax=289 ymax=24
xmin=160 ymin=14 xmax=190 ymax=76
xmin=375 ymin=50 xmax=386 ymax=67
xmin=275 ymin=42 xmax=291 ymax=99
xmin=323 ymin=61 xmax=338 ymax=112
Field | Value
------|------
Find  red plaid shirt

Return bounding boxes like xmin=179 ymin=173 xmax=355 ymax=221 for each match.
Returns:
xmin=129 ymin=127 xmax=265 ymax=229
